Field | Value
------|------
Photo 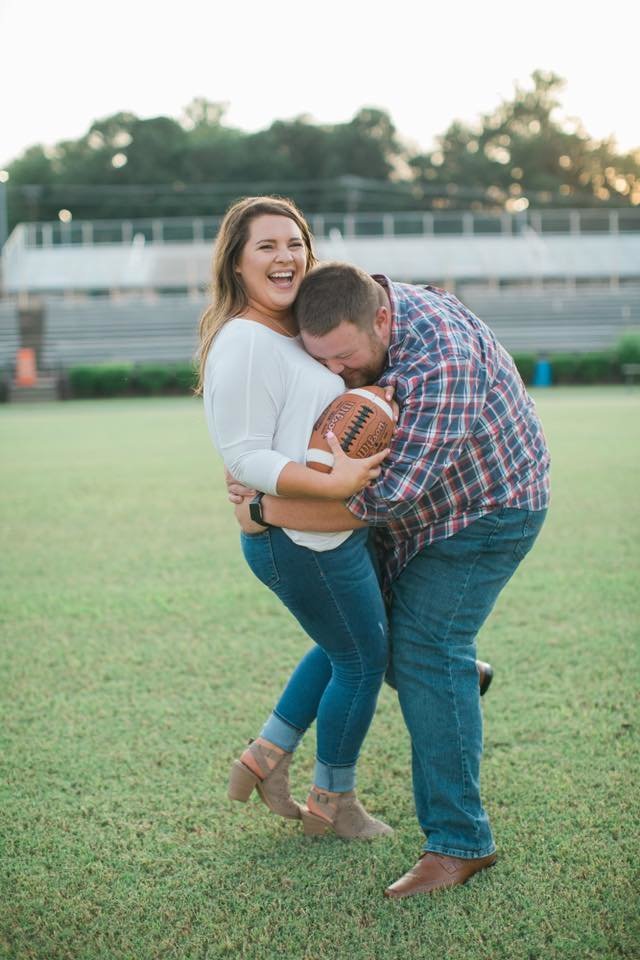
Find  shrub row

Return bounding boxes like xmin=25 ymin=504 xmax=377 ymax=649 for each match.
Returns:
xmin=513 ymin=332 xmax=640 ymax=386
xmin=512 ymin=351 xmax=622 ymax=385
xmin=64 ymin=363 xmax=198 ymax=399
xmin=61 ymin=333 xmax=640 ymax=398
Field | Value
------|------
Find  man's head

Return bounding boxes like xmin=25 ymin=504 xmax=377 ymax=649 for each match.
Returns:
xmin=294 ymin=263 xmax=392 ymax=387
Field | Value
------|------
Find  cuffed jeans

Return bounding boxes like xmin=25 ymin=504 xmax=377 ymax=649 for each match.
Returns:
xmin=386 ymin=506 xmax=547 ymax=858
xmin=240 ymin=527 xmax=388 ymax=792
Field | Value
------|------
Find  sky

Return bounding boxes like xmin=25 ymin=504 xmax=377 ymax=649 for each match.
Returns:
xmin=1 ymin=0 xmax=637 ymax=169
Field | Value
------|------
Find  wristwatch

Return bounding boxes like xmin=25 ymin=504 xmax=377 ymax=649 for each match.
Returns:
xmin=249 ymin=492 xmax=271 ymax=527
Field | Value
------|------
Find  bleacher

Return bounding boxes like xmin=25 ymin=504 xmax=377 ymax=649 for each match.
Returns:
xmin=1 ymin=208 xmax=639 ymax=375
xmin=1 ymin=287 xmax=638 ymax=376
xmin=459 ymin=286 xmax=640 ymax=353
xmin=0 ymin=301 xmax=19 ymax=370
xmin=41 ymin=296 xmax=201 ymax=368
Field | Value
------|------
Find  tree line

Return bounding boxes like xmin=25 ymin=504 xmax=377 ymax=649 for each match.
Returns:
xmin=5 ymin=71 xmax=639 ymax=229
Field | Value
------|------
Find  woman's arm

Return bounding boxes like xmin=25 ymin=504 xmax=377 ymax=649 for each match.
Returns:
xmin=275 ymin=432 xmax=389 ymax=500
xmin=209 ymin=327 xmax=388 ymax=500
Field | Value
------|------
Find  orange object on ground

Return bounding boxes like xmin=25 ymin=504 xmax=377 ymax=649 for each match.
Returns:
xmin=15 ymin=348 xmax=37 ymax=386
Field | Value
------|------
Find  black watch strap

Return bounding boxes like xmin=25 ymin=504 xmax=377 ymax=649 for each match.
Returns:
xmin=249 ymin=492 xmax=271 ymax=527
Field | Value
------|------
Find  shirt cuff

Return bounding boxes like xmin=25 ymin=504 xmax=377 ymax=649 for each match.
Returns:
xmin=234 ymin=451 xmax=292 ymax=496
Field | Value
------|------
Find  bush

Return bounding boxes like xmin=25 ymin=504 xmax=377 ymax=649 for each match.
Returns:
xmin=173 ymin=363 xmax=199 ymax=393
xmin=614 ymin=331 xmax=640 ymax=366
xmin=131 ymin=364 xmax=174 ymax=395
xmin=68 ymin=364 xmax=133 ymax=398
xmin=511 ymin=353 xmax=536 ymax=385
xmin=575 ymin=351 xmax=616 ymax=384
xmin=67 ymin=363 xmax=197 ymax=399
xmin=549 ymin=354 xmax=581 ymax=385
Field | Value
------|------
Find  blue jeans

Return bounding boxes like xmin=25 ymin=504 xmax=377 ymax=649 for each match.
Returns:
xmin=387 ymin=506 xmax=547 ymax=858
xmin=240 ymin=527 xmax=388 ymax=792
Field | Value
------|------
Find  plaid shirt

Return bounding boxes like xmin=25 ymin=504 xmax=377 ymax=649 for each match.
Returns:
xmin=347 ymin=276 xmax=550 ymax=591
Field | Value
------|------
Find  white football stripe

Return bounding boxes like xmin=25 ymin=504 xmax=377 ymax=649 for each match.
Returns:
xmin=306 ymin=448 xmax=335 ymax=468
xmin=348 ymin=388 xmax=394 ymax=421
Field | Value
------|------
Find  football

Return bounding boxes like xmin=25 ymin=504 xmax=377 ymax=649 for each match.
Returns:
xmin=306 ymin=385 xmax=395 ymax=473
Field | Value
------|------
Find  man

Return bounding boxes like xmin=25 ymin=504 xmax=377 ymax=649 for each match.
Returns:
xmin=231 ymin=263 xmax=550 ymax=898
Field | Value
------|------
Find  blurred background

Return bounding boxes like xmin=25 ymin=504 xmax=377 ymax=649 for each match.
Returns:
xmin=1 ymin=0 xmax=639 ymax=395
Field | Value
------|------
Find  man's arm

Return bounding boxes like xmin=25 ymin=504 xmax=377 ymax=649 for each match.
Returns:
xmin=347 ymin=355 xmax=487 ymax=524
xmin=262 ymin=494 xmax=366 ymax=531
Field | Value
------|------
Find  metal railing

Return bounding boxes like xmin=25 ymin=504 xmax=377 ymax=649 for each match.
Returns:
xmin=11 ymin=207 xmax=640 ymax=248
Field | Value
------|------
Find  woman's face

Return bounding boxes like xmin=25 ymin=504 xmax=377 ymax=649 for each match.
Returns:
xmin=235 ymin=214 xmax=308 ymax=313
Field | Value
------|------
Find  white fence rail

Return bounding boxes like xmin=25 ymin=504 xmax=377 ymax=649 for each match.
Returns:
xmin=10 ymin=208 xmax=640 ymax=248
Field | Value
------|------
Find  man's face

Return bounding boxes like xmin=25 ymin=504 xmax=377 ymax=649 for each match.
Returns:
xmin=301 ymin=310 xmax=391 ymax=388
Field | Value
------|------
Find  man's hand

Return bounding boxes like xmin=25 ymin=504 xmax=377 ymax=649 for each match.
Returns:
xmin=225 ymin=467 xmax=256 ymax=505
xmin=383 ymin=385 xmax=400 ymax=423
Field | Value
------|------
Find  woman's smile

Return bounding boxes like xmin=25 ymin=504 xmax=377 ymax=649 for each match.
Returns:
xmin=235 ymin=214 xmax=307 ymax=310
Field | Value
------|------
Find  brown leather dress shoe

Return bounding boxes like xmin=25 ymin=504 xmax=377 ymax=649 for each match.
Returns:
xmin=384 ymin=851 xmax=497 ymax=899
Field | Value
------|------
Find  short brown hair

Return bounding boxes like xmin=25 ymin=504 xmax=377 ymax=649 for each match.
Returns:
xmin=294 ymin=262 xmax=385 ymax=336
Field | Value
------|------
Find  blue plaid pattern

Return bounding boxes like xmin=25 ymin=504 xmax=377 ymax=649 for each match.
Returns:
xmin=347 ymin=277 xmax=551 ymax=590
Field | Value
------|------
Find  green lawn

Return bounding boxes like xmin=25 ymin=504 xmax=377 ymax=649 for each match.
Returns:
xmin=1 ymin=389 xmax=639 ymax=960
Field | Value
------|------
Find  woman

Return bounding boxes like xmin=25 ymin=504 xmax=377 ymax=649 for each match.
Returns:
xmin=198 ymin=196 xmax=393 ymax=839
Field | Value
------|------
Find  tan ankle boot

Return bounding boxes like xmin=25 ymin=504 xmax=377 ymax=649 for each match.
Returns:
xmin=300 ymin=788 xmax=393 ymax=839
xmin=228 ymin=739 xmax=301 ymax=820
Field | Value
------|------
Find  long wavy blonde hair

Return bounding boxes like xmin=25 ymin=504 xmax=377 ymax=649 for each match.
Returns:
xmin=195 ymin=195 xmax=318 ymax=395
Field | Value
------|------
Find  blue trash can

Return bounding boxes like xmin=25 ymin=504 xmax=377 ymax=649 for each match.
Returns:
xmin=533 ymin=357 xmax=552 ymax=387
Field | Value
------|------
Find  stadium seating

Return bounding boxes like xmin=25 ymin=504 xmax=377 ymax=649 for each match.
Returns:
xmin=0 ymin=302 xmax=20 ymax=370
xmin=1 ymin=211 xmax=639 ymax=372
xmin=0 ymin=287 xmax=638 ymax=374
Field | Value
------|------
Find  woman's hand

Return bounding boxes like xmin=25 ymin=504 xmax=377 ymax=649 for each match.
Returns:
xmin=323 ymin=432 xmax=390 ymax=499
xmin=234 ymin=498 xmax=267 ymax=533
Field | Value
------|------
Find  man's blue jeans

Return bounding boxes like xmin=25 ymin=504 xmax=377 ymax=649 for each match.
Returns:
xmin=386 ymin=506 xmax=547 ymax=858
xmin=240 ymin=527 xmax=388 ymax=792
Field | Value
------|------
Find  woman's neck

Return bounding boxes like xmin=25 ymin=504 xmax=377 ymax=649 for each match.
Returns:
xmin=244 ymin=301 xmax=298 ymax=337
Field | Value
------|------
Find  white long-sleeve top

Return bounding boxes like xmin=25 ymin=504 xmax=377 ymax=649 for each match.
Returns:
xmin=203 ymin=317 xmax=352 ymax=551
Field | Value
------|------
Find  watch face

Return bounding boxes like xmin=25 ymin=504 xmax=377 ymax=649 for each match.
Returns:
xmin=249 ymin=495 xmax=264 ymax=525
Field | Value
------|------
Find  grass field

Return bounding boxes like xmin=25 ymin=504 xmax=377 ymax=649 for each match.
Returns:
xmin=1 ymin=388 xmax=639 ymax=960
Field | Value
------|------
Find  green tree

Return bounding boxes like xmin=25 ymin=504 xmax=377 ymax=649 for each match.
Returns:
xmin=410 ymin=71 xmax=640 ymax=210
xmin=5 ymin=81 xmax=639 ymax=228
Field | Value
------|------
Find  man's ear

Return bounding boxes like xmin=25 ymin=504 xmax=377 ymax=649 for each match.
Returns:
xmin=374 ymin=305 xmax=392 ymax=340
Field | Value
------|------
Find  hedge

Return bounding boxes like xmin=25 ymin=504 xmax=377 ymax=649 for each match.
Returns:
xmin=65 ymin=363 xmax=197 ymax=399
xmin=512 ymin=331 xmax=640 ymax=386
xmin=60 ymin=335 xmax=640 ymax=398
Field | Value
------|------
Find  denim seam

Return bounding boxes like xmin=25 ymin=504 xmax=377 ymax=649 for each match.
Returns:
xmin=315 ymin=759 xmax=358 ymax=769
xmin=513 ymin=510 xmax=533 ymax=561
xmin=440 ymin=542 xmax=490 ymax=848
xmin=242 ymin=529 xmax=280 ymax=588
xmin=310 ymin=551 xmax=366 ymax=767
xmin=314 ymin=758 xmax=357 ymax=791
xmin=425 ymin=841 xmax=497 ymax=859
xmin=271 ymin=709 xmax=306 ymax=735
xmin=264 ymin=530 xmax=280 ymax=587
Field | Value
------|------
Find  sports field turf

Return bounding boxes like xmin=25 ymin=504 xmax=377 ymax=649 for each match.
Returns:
xmin=1 ymin=388 xmax=638 ymax=960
